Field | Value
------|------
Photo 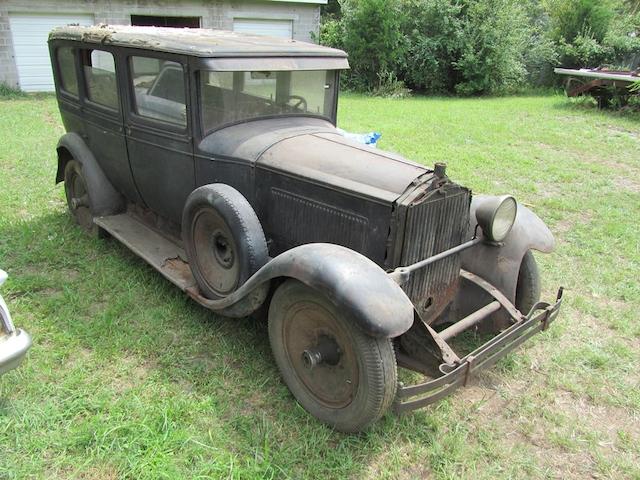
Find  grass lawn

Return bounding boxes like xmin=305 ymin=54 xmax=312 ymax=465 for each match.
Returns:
xmin=0 ymin=92 xmax=639 ymax=479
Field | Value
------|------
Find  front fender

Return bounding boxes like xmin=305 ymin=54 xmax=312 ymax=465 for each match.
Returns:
xmin=195 ymin=244 xmax=415 ymax=338
xmin=461 ymin=195 xmax=555 ymax=304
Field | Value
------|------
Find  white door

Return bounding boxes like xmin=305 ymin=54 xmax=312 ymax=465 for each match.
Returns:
xmin=233 ymin=18 xmax=293 ymax=39
xmin=9 ymin=13 xmax=94 ymax=92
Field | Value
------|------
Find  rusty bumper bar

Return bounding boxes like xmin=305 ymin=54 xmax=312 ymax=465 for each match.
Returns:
xmin=393 ymin=288 xmax=563 ymax=414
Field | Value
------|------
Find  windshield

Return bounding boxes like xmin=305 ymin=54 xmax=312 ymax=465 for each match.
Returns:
xmin=200 ymin=70 xmax=337 ymax=133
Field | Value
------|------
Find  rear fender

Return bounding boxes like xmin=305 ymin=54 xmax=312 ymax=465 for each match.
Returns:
xmin=198 ymin=243 xmax=415 ymax=338
xmin=56 ymin=133 xmax=124 ymax=216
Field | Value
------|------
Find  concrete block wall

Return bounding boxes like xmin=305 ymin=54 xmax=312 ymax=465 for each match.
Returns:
xmin=0 ymin=4 xmax=19 ymax=89
xmin=0 ymin=0 xmax=321 ymax=89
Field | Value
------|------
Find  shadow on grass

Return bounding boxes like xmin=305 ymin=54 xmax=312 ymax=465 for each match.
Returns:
xmin=1 ymin=211 xmax=446 ymax=476
xmin=551 ymin=96 xmax=640 ymax=121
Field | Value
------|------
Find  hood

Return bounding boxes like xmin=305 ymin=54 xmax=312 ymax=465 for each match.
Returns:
xmin=199 ymin=117 xmax=430 ymax=203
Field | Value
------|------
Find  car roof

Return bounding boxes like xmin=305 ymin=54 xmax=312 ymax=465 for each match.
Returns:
xmin=49 ymin=25 xmax=348 ymax=59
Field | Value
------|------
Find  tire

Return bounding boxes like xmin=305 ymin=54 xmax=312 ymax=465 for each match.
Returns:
xmin=268 ymin=279 xmax=397 ymax=433
xmin=182 ymin=184 xmax=268 ymax=300
xmin=63 ymin=159 xmax=105 ymax=238
xmin=515 ymin=250 xmax=541 ymax=315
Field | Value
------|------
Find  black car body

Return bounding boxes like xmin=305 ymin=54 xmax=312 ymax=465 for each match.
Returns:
xmin=49 ymin=25 xmax=562 ymax=432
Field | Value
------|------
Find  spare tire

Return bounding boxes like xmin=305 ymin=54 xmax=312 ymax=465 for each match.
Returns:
xmin=182 ymin=184 xmax=268 ymax=300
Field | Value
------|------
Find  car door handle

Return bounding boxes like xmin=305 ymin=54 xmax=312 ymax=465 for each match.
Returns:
xmin=125 ymin=126 xmax=132 ymax=136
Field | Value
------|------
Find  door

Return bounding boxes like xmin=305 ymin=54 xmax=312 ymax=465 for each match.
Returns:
xmin=125 ymin=54 xmax=194 ymax=223
xmin=232 ymin=19 xmax=293 ymax=39
xmin=9 ymin=13 xmax=94 ymax=92
xmin=77 ymin=48 xmax=140 ymax=204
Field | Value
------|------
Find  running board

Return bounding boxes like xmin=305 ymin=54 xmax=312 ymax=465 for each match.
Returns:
xmin=95 ymin=213 xmax=270 ymax=318
xmin=94 ymin=214 xmax=198 ymax=294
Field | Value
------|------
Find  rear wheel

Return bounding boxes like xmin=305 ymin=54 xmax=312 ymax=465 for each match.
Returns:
xmin=268 ymin=280 xmax=397 ymax=432
xmin=63 ymin=159 xmax=103 ymax=237
xmin=515 ymin=250 xmax=541 ymax=315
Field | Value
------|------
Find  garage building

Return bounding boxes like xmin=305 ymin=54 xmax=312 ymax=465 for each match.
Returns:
xmin=0 ymin=0 xmax=325 ymax=92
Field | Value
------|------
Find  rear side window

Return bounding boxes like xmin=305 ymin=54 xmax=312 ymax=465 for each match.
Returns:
xmin=130 ymin=56 xmax=186 ymax=127
xmin=56 ymin=47 xmax=78 ymax=96
xmin=81 ymin=50 xmax=119 ymax=110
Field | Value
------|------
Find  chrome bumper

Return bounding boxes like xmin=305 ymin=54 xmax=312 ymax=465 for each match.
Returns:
xmin=1 ymin=270 xmax=32 ymax=376
xmin=0 ymin=329 xmax=32 ymax=376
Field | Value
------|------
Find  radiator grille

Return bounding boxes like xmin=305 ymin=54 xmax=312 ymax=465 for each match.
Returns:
xmin=400 ymin=187 xmax=470 ymax=320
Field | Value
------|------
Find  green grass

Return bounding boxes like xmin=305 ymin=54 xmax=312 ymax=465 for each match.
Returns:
xmin=0 ymin=92 xmax=639 ymax=479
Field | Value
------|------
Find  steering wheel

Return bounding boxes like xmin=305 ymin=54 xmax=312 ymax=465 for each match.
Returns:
xmin=286 ymin=95 xmax=308 ymax=111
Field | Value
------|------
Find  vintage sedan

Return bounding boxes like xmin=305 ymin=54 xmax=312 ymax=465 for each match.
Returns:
xmin=48 ymin=25 xmax=562 ymax=432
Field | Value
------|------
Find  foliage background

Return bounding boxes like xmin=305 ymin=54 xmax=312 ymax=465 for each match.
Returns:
xmin=316 ymin=0 xmax=640 ymax=95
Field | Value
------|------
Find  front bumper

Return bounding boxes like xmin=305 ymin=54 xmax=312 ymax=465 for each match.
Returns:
xmin=393 ymin=277 xmax=563 ymax=413
xmin=0 ymin=329 xmax=32 ymax=376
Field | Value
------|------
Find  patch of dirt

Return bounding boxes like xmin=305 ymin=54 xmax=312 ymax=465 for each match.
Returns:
xmin=108 ymin=355 xmax=155 ymax=394
xmin=612 ymin=176 xmax=640 ymax=194
xmin=553 ymin=390 xmax=640 ymax=440
xmin=87 ymin=299 xmax=108 ymax=318
xmin=360 ymin=445 xmax=434 ymax=480
xmin=606 ymin=125 xmax=639 ymax=140
xmin=77 ymin=465 xmax=120 ymax=480
xmin=457 ymin=368 xmax=640 ymax=479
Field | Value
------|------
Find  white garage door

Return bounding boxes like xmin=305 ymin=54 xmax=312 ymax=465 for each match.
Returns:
xmin=233 ymin=18 xmax=293 ymax=39
xmin=9 ymin=13 xmax=94 ymax=92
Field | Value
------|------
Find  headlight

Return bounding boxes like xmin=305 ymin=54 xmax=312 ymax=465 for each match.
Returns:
xmin=476 ymin=195 xmax=517 ymax=242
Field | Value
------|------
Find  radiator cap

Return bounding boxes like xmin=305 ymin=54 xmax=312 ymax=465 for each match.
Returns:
xmin=434 ymin=162 xmax=447 ymax=179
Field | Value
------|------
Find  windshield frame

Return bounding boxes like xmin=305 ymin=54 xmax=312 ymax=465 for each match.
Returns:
xmin=197 ymin=67 xmax=340 ymax=137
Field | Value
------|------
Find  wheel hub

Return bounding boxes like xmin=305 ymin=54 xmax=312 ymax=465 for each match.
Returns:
xmin=191 ymin=208 xmax=240 ymax=296
xmin=66 ymin=167 xmax=93 ymax=231
xmin=302 ymin=336 xmax=341 ymax=370
xmin=211 ymin=230 xmax=234 ymax=269
xmin=283 ymin=303 xmax=359 ymax=408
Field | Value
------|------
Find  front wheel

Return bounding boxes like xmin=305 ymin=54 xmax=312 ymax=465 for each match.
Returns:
xmin=268 ymin=280 xmax=397 ymax=432
xmin=515 ymin=250 xmax=541 ymax=315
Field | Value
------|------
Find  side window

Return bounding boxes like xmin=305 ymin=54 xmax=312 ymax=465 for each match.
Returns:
xmin=130 ymin=56 xmax=186 ymax=127
xmin=81 ymin=50 xmax=119 ymax=110
xmin=56 ymin=47 xmax=78 ymax=96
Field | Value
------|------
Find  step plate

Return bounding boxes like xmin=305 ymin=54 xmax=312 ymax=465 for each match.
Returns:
xmin=94 ymin=214 xmax=197 ymax=293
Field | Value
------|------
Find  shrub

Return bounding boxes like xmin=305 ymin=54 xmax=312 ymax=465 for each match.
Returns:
xmin=338 ymin=0 xmax=406 ymax=91
xmin=603 ymin=12 xmax=640 ymax=68
xmin=544 ymin=0 xmax=615 ymax=44
xmin=315 ymin=16 xmax=344 ymax=49
xmin=543 ymin=0 xmax=640 ymax=69
xmin=454 ymin=0 xmax=531 ymax=95
xmin=317 ymin=0 xmax=639 ymax=94
xmin=399 ymin=0 xmax=464 ymax=93
xmin=372 ymin=70 xmax=412 ymax=98
xmin=0 ymin=83 xmax=26 ymax=99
